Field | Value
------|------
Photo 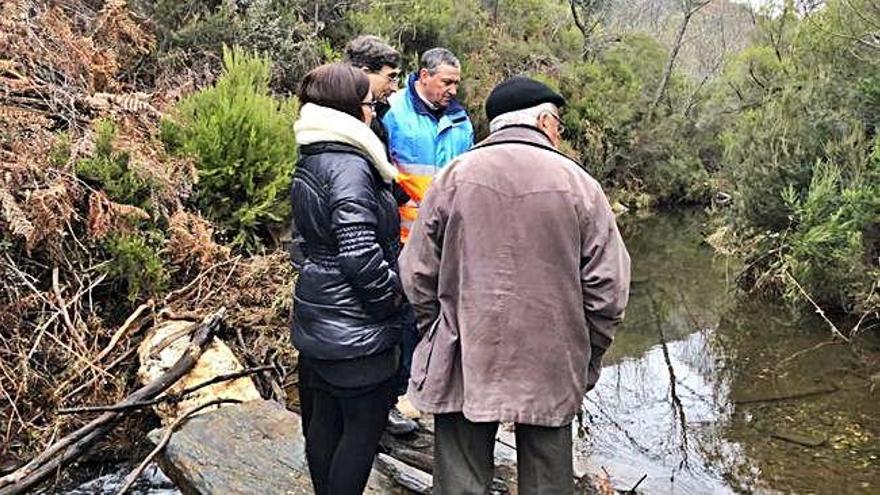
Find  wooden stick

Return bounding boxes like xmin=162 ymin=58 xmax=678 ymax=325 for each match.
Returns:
xmin=735 ymin=383 xmax=839 ymax=405
xmin=93 ymin=299 xmax=154 ymax=364
xmin=0 ymin=309 xmax=225 ymax=495
xmin=148 ymin=322 xmax=198 ymax=359
xmin=785 ymin=270 xmax=850 ymax=342
xmin=58 ymin=365 xmax=276 ymax=415
xmin=115 ymin=398 xmax=242 ymax=495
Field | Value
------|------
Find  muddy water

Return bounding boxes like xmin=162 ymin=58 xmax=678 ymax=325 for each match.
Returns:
xmin=576 ymin=212 xmax=880 ymax=494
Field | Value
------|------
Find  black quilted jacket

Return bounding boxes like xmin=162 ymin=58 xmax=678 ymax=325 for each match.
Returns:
xmin=290 ymin=142 xmax=405 ymax=360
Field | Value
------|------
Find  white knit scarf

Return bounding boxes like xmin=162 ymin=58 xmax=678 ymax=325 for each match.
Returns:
xmin=294 ymin=103 xmax=398 ymax=184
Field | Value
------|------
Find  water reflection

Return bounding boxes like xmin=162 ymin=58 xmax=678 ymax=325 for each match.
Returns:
xmin=578 ymin=212 xmax=879 ymax=494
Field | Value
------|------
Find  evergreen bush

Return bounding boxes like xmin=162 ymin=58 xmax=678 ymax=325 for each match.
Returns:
xmin=76 ymin=120 xmax=156 ymax=210
xmin=102 ymin=231 xmax=169 ymax=303
xmin=162 ymin=46 xmax=298 ymax=252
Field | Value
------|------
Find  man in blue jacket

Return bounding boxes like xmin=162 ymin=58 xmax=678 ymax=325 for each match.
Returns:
xmin=383 ymin=47 xmax=474 ymax=243
xmin=383 ymin=47 xmax=473 ymax=427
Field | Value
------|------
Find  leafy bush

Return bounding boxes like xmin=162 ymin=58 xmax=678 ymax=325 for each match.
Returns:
xmin=102 ymin=231 xmax=169 ymax=303
xmin=557 ymin=34 xmax=712 ymax=204
xmin=162 ymin=46 xmax=298 ymax=252
xmin=76 ymin=120 xmax=156 ymax=209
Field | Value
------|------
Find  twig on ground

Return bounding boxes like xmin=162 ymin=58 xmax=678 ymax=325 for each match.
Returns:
xmin=735 ymin=383 xmax=839 ymax=405
xmin=197 ymin=256 xmax=241 ymax=305
xmin=162 ymin=257 xmax=237 ymax=305
xmin=61 ymin=347 xmax=138 ymax=402
xmin=51 ymin=267 xmax=88 ymax=352
xmin=776 ymin=340 xmax=842 ymax=368
xmin=148 ymin=322 xmax=198 ymax=359
xmin=115 ymin=398 xmax=242 ymax=495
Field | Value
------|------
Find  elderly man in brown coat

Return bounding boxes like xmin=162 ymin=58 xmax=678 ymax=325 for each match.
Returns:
xmin=399 ymin=76 xmax=631 ymax=494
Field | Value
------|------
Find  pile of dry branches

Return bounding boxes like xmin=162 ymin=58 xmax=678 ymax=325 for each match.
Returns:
xmin=0 ymin=0 xmax=297 ymax=482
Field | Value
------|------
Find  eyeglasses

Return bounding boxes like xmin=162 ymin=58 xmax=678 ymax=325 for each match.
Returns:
xmin=371 ymin=70 xmax=400 ymax=84
xmin=361 ymin=101 xmax=377 ymax=113
xmin=548 ymin=112 xmax=566 ymax=136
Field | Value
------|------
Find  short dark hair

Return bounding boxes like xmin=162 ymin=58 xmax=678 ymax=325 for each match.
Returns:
xmin=298 ymin=63 xmax=371 ymax=120
xmin=344 ymin=35 xmax=401 ymax=72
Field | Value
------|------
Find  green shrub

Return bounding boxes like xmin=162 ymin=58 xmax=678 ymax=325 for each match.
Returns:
xmin=134 ymin=0 xmax=329 ymax=91
xmin=162 ymin=46 xmax=298 ymax=252
xmin=102 ymin=231 xmax=169 ymax=303
xmin=557 ymin=35 xmax=712 ymax=204
xmin=76 ymin=120 xmax=155 ymax=209
xmin=779 ymin=156 xmax=880 ymax=314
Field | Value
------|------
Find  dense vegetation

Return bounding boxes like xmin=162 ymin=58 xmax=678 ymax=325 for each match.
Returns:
xmin=131 ymin=0 xmax=877 ymax=323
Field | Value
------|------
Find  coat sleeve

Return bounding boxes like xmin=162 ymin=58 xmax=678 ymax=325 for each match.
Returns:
xmin=580 ymin=182 xmax=631 ymax=390
xmin=330 ymin=160 xmax=402 ymax=320
xmin=398 ymin=180 xmax=446 ymax=335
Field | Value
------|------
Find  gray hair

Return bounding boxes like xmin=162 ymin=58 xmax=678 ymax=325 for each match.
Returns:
xmin=420 ymin=48 xmax=460 ymax=75
xmin=489 ymin=102 xmax=559 ymax=133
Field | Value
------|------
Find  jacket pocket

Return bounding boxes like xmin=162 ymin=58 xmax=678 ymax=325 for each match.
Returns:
xmin=412 ymin=318 xmax=441 ymax=391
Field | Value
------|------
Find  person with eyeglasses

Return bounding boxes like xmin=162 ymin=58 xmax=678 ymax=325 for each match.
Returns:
xmin=344 ymin=35 xmax=402 ymax=153
xmin=344 ymin=35 xmax=424 ymax=437
xmin=399 ymin=76 xmax=630 ymax=494
xmin=290 ymin=63 xmax=408 ymax=494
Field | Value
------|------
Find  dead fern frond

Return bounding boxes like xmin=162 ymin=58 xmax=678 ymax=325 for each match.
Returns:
xmin=167 ymin=210 xmax=229 ymax=270
xmin=95 ymin=0 xmax=156 ymax=56
xmin=84 ymin=92 xmax=160 ymax=116
xmin=0 ymin=106 xmax=52 ymax=133
xmin=87 ymin=190 xmax=150 ymax=240
xmin=87 ymin=190 xmax=113 ymax=239
xmin=25 ymin=181 xmax=78 ymax=254
xmin=0 ymin=188 xmax=36 ymax=245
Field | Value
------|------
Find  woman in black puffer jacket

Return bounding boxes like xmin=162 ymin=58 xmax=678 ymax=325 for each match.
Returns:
xmin=290 ymin=63 xmax=406 ymax=495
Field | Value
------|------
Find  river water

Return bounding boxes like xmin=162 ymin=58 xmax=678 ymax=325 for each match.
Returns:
xmin=55 ymin=212 xmax=879 ymax=494
xmin=575 ymin=212 xmax=880 ymax=494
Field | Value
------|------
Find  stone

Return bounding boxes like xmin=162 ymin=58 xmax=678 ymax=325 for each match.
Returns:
xmin=137 ymin=319 xmax=262 ymax=423
xmin=148 ymin=399 xmax=396 ymax=494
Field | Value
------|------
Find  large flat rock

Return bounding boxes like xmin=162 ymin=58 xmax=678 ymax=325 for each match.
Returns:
xmin=148 ymin=399 xmax=398 ymax=494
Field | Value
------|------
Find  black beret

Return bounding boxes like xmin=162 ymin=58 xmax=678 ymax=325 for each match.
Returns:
xmin=485 ymin=76 xmax=566 ymax=122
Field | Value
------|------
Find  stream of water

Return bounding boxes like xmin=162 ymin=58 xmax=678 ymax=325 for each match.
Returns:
xmin=575 ymin=211 xmax=879 ymax=494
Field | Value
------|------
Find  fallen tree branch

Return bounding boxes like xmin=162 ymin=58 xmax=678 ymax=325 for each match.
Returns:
xmin=115 ymin=398 xmax=242 ymax=495
xmin=0 ymin=308 xmax=226 ymax=495
xmin=57 ymin=365 xmax=276 ymax=415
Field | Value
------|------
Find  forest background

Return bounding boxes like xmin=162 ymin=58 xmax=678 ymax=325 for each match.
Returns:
xmin=0 ymin=0 xmax=878 ymax=481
